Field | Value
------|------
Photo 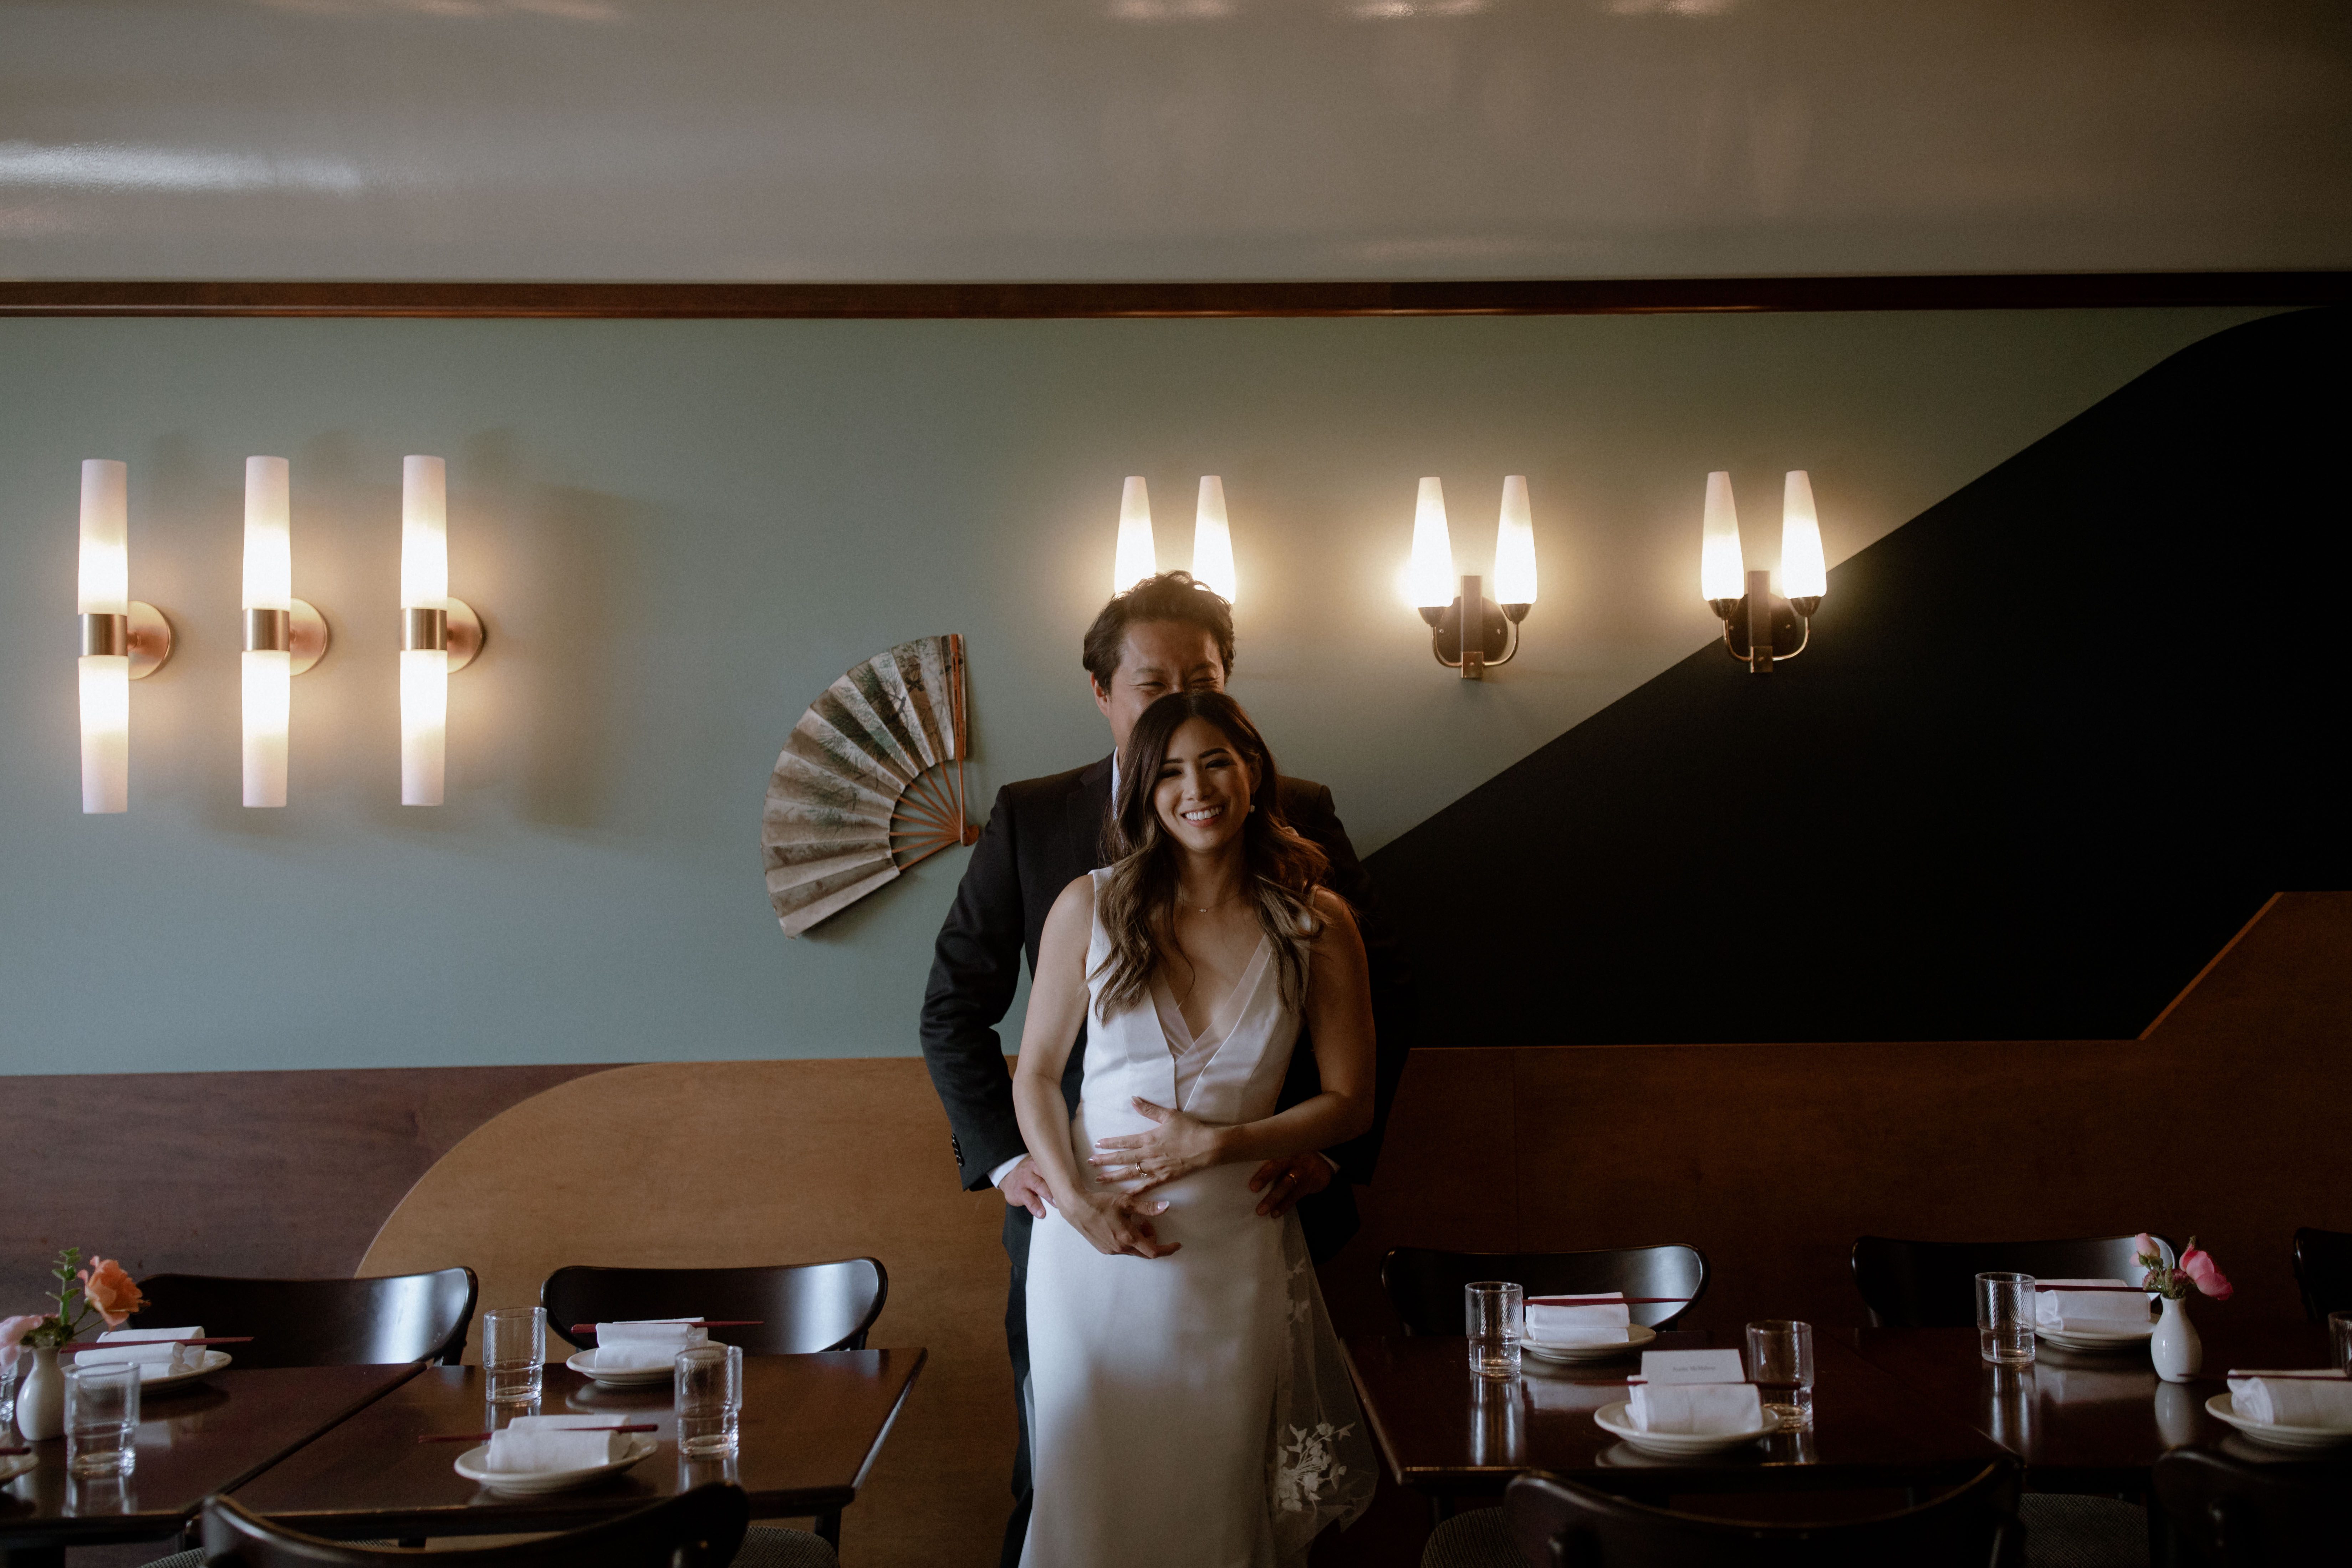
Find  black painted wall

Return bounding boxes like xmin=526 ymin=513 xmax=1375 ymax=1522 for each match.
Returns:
xmin=1369 ymin=308 xmax=2348 ymax=1045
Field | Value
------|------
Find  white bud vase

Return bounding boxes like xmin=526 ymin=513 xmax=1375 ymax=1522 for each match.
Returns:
xmin=15 ymin=1347 xmax=64 ymax=1440
xmin=2150 ymin=1296 xmax=2201 ymax=1383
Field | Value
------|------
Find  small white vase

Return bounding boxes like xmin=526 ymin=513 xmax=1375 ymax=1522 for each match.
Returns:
xmin=2150 ymin=1296 xmax=2202 ymax=1383
xmin=15 ymin=1347 xmax=64 ymax=1440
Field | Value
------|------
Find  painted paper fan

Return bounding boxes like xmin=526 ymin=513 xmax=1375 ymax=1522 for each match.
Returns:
xmin=763 ymin=633 xmax=979 ymax=937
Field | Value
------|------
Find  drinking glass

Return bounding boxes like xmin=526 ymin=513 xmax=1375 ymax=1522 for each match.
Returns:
xmin=675 ymin=1343 xmax=743 ymax=1457
xmin=1977 ymin=1272 xmax=2037 ymax=1366
xmin=0 ymin=1358 xmax=17 ymax=1434
xmin=1745 ymin=1319 xmax=1816 ymax=1430
xmin=1464 ymin=1282 xmax=1524 ymax=1380
xmin=64 ymin=1361 xmax=140 ymax=1478
xmin=483 ymin=1307 xmax=547 ymax=1404
xmin=2331 ymin=1312 xmax=2352 ymax=1374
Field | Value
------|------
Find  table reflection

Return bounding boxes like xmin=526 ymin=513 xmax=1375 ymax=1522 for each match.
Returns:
xmin=1760 ymin=1428 xmax=1818 ymax=1466
xmin=2152 ymin=1380 xmax=2203 ymax=1448
xmin=1985 ymin=1365 xmax=2033 ymax=1452
xmin=680 ymin=1452 xmax=740 ymax=1491
xmin=1467 ymin=1373 xmax=1525 ymax=1467
xmin=66 ymin=1470 xmax=137 ymax=1517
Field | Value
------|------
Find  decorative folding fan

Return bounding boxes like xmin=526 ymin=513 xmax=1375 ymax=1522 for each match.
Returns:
xmin=763 ymin=633 xmax=979 ymax=938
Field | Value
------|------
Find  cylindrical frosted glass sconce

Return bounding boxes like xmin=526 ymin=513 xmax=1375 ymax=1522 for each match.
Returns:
xmin=1191 ymin=477 xmax=1236 ymax=603
xmin=1699 ymin=470 xmax=1745 ymax=605
xmin=1493 ymin=475 xmax=1539 ymax=609
xmin=1113 ymin=475 xmax=1155 ymax=595
xmin=399 ymin=456 xmax=484 ymax=806
xmin=1403 ymin=476 xmax=1456 ymax=611
xmin=76 ymin=459 xmax=172 ymax=814
xmin=240 ymin=457 xmax=332 ymax=808
xmin=1780 ymin=469 xmax=1828 ymax=604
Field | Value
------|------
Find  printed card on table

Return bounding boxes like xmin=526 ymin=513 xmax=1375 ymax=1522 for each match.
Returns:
xmin=1636 ymin=1349 xmax=1746 ymax=1384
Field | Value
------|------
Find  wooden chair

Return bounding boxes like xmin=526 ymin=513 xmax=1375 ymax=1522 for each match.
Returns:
xmin=542 ymin=1260 xmax=887 ymax=1550
xmin=1500 ymin=1460 xmax=2024 ymax=1567
xmin=128 ymin=1268 xmax=477 ymax=1367
xmin=195 ymin=1484 xmax=752 ymax=1567
xmin=2151 ymin=1446 xmax=2348 ymax=1566
xmin=542 ymin=1259 xmax=888 ymax=1355
xmin=1850 ymin=1235 xmax=2174 ymax=1328
xmin=1381 ymin=1247 xmax=1707 ymax=1335
xmin=2289 ymin=1226 xmax=2352 ymax=1318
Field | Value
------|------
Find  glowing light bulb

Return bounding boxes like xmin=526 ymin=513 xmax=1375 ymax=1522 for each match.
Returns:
xmin=1780 ymin=470 xmax=1827 ymax=601
xmin=1403 ymin=477 xmax=1456 ymax=610
xmin=1113 ymin=476 xmax=1155 ymax=594
xmin=77 ymin=459 xmax=130 ymax=814
xmin=401 ymin=456 xmax=450 ymax=807
xmin=1192 ymin=477 xmax=1236 ymax=603
xmin=242 ymin=456 xmax=293 ymax=808
xmin=1493 ymin=475 xmax=1538 ymax=606
xmin=1699 ymin=471 xmax=1745 ymax=603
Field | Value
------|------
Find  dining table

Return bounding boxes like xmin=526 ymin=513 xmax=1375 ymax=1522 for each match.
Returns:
xmin=0 ymin=1361 xmax=427 ymax=1568
xmin=226 ymin=1349 xmax=925 ymax=1541
xmin=1342 ymin=1331 xmax=2011 ymax=1513
xmin=1845 ymin=1319 xmax=2345 ymax=1494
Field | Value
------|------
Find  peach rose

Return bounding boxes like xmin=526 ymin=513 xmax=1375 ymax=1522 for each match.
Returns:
xmin=0 ymin=1314 xmax=42 ymax=1368
xmin=77 ymin=1257 xmax=147 ymax=1328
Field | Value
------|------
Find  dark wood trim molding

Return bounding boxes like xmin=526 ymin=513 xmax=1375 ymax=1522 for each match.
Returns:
xmin=2 ymin=272 xmax=2346 ymax=319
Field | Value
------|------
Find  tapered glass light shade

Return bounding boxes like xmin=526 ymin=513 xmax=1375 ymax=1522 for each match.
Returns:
xmin=401 ymin=455 xmax=449 ymax=806
xmin=1192 ymin=476 xmax=1236 ymax=603
xmin=1699 ymin=470 xmax=1745 ymax=602
xmin=1780 ymin=469 xmax=1827 ymax=600
xmin=243 ymin=456 xmax=292 ymax=807
xmin=78 ymin=459 xmax=130 ymax=814
xmin=1404 ymin=476 xmax=1456 ymax=609
xmin=1113 ymin=475 xmax=1155 ymax=594
xmin=1493 ymin=475 xmax=1538 ymax=606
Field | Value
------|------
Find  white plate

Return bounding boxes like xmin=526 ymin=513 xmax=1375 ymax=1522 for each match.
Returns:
xmin=566 ymin=1350 xmax=673 ymax=1389
xmin=454 ymin=1433 xmax=659 ymax=1493
xmin=2034 ymin=1323 xmax=2153 ymax=1354
xmin=68 ymin=1349 xmax=232 ymax=1392
xmin=1592 ymin=1400 xmax=1773 ymax=1459
xmin=2204 ymin=1393 xmax=2352 ymax=1453
xmin=1525 ymin=1324 xmax=1658 ymax=1364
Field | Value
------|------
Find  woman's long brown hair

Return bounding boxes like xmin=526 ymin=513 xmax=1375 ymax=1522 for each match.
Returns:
xmin=1092 ymin=691 xmax=1330 ymax=1015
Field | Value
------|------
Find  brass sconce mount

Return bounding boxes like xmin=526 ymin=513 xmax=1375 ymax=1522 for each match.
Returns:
xmin=1712 ymin=568 xmax=1815 ymax=675
xmin=400 ymin=598 xmax=487 ymax=671
xmin=242 ymin=599 xmax=334 ymax=674
xmin=80 ymin=602 xmax=176 ymax=679
xmin=1421 ymin=573 xmax=1529 ymax=681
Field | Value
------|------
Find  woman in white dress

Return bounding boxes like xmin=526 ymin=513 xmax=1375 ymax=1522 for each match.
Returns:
xmin=1012 ymin=691 xmax=1379 ymax=1568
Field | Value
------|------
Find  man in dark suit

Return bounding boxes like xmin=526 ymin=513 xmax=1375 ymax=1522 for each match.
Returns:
xmin=919 ymin=571 xmax=1412 ymax=1568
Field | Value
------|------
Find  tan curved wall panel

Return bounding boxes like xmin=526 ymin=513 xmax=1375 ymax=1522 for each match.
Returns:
xmin=359 ymin=1058 xmax=1011 ymax=1567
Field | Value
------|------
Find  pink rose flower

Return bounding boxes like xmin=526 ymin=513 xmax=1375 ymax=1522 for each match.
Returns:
xmin=76 ymin=1258 xmax=147 ymax=1328
xmin=2180 ymin=1247 xmax=2233 ymax=1301
xmin=2132 ymin=1232 xmax=2160 ymax=1264
xmin=0 ymin=1314 xmax=42 ymax=1368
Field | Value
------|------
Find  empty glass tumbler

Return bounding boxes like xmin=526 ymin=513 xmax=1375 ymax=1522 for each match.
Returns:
xmin=1745 ymin=1319 xmax=1816 ymax=1430
xmin=482 ymin=1307 xmax=547 ymax=1404
xmin=1465 ymin=1282 xmax=1524 ymax=1380
xmin=64 ymin=1360 xmax=140 ymax=1478
xmin=1977 ymin=1272 xmax=2037 ymax=1367
xmin=675 ymin=1343 xmax=743 ymax=1457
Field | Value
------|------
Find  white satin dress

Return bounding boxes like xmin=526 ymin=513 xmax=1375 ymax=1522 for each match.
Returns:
xmin=1021 ymin=869 xmax=1373 ymax=1568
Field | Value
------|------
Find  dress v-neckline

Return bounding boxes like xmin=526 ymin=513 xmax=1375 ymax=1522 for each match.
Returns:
xmin=1150 ymin=934 xmax=1272 ymax=1105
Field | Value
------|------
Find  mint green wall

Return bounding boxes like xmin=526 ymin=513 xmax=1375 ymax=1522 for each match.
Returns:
xmin=0 ymin=310 xmax=2267 ymax=1073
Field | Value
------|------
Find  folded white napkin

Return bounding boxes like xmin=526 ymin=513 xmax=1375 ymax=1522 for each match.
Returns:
xmin=590 ymin=1318 xmax=708 ymax=1373
xmin=2225 ymin=1372 xmax=2352 ymax=1428
xmin=1527 ymin=1294 xmax=1631 ymax=1346
xmin=1626 ymin=1380 xmax=1763 ymax=1435
xmin=78 ymin=1328 xmax=203 ymax=1375
xmin=483 ymin=1414 xmax=631 ymax=1473
xmin=2034 ymin=1280 xmax=2152 ymax=1332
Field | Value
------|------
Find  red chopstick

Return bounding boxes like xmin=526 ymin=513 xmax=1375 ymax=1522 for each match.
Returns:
xmin=1527 ymin=1297 xmax=1692 ymax=1306
xmin=0 ymin=1445 xmax=30 ymax=1456
xmin=567 ymin=1320 xmax=762 ymax=1334
xmin=2224 ymin=1370 xmax=2352 ymax=1380
xmin=60 ymin=1335 xmax=256 ymax=1352
xmin=2031 ymin=1286 xmax=2153 ymax=1294
xmin=418 ymin=1423 xmax=658 ymax=1445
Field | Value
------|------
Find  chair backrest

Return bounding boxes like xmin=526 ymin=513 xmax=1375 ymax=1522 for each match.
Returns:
xmin=2290 ymin=1226 xmax=2352 ymax=1319
xmin=2152 ymin=1446 xmax=2349 ymax=1566
xmin=1505 ymin=1460 xmax=2022 ymax=1568
xmin=1381 ymin=1247 xmax=1707 ymax=1334
xmin=200 ymin=1482 xmax=748 ymax=1567
xmin=130 ymin=1268 xmax=477 ymax=1368
xmin=1850 ymin=1235 xmax=2175 ymax=1328
xmin=542 ymin=1259 xmax=888 ymax=1354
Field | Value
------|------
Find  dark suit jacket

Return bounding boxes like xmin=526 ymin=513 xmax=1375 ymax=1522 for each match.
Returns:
xmin=919 ymin=755 xmax=1413 ymax=1260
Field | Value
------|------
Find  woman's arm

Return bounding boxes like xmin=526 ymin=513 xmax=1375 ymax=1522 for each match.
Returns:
xmin=1012 ymin=877 xmax=1179 ymax=1258
xmin=1093 ymin=891 xmax=1376 ymax=1192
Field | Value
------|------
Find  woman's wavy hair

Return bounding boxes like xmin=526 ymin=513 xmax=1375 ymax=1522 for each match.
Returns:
xmin=1092 ymin=691 xmax=1330 ymax=1016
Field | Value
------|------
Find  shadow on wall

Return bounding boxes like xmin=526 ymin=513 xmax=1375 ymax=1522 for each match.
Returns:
xmin=1369 ymin=306 xmax=2352 ymax=1045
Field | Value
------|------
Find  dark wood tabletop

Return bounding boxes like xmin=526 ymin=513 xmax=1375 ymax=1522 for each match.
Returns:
xmin=229 ymin=1350 xmax=925 ymax=1540
xmin=0 ymin=1361 xmax=425 ymax=1565
xmin=1846 ymin=1320 xmax=2341 ymax=1493
xmin=1343 ymin=1333 xmax=2009 ymax=1500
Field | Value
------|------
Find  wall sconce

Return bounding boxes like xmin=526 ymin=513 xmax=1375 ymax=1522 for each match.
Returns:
xmin=1111 ymin=475 xmax=1240 ymax=603
xmin=1404 ymin=475 xmax=1536 ymax=680
xmin=1703 ymin=469 xmax=1827 ymax=675
xmin=76 ymin=459 xmax=174 ymax=814
xmin=398 ymin=456 xmax=485 ymax=806
xmin=240 ymin=457 xmax=332 ymax=808
xmin=1113 ymin=475 xmax=1155 ymax=593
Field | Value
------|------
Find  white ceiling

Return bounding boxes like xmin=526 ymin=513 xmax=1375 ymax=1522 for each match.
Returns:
xmin=4 ymin=1 xmax=2348 ymax=281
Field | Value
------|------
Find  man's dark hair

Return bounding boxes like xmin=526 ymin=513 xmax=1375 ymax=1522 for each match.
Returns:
xmin=1081 ymin=570 xmax=1236 ymax=689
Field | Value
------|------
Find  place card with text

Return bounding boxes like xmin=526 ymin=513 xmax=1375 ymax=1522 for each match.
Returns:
xmin=1637 ymin=1349 xmax=1747 ymax=1384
